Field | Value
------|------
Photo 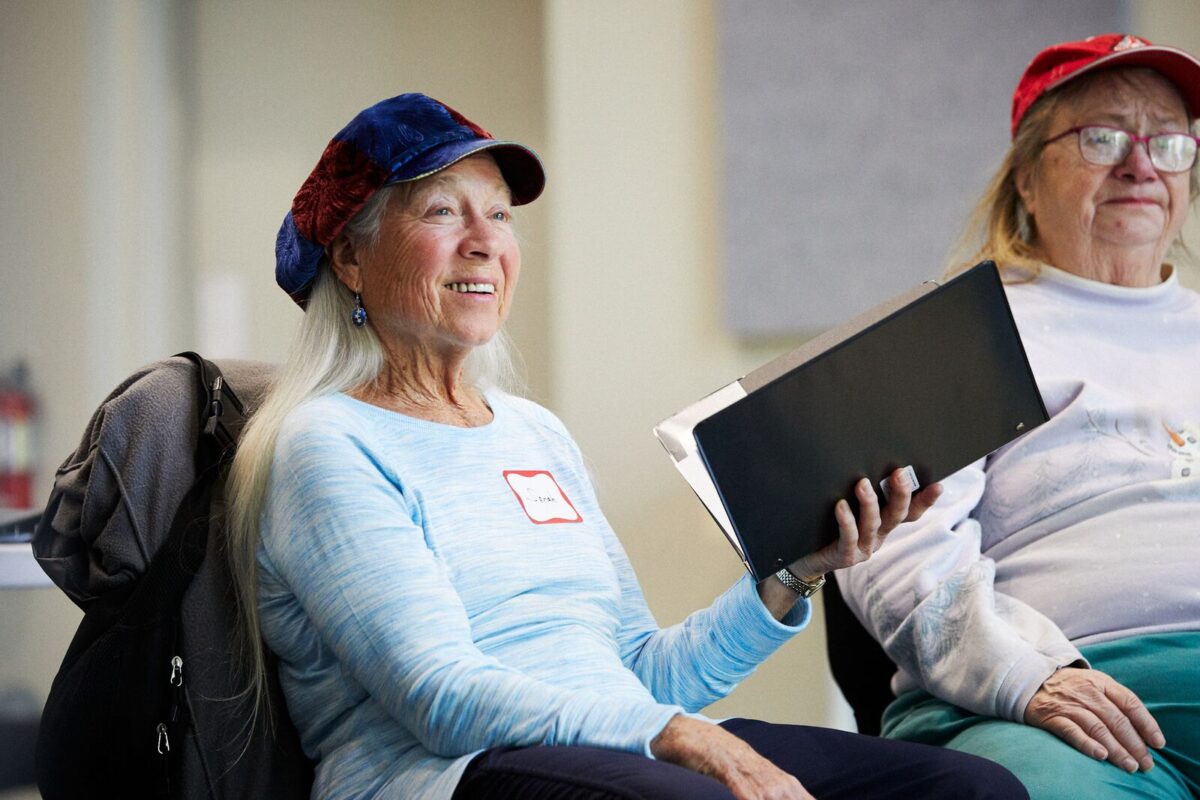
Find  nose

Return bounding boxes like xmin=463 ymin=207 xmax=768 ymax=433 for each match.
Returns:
xmin=459 ymin=213 xmax=501 ymax=260
xmin=1114 ymin=138 xmax=1159 ymax=182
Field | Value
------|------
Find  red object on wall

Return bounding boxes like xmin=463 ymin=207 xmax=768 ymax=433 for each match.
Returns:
xmin=0 ymin=362 xmax=36 ymax=509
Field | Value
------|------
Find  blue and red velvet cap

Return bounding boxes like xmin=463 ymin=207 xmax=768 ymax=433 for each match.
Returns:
xmin=276 ymin=93 xmax=545 ymax=306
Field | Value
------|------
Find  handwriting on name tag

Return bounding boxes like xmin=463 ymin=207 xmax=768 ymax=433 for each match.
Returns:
xmin=503 ymin=470 xmax=583 ymax=524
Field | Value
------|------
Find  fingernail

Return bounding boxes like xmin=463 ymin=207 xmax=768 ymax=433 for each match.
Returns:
xmin=837 ymin=499 xmax=850 ymax=514
xmin=1122 ymin=758 xmax=1138 ymax=773
xmin=894 ymin=471 xmax=909 ymax=490
xmin=1092 ymin=747 xmax=1107 ymax=760
xmin=1150 ymin=733 xmax=1166 ymax=749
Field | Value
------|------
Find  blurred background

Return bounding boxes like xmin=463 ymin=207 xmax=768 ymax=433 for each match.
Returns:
xmin=2 ymin=1 xmax=1198 ymax=793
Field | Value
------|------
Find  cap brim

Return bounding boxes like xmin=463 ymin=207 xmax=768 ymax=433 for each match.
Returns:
xmin=1046 ymin=45 xmax=1200 ymax=119
xmin=393 ymin=138 xmax=546 ymax=205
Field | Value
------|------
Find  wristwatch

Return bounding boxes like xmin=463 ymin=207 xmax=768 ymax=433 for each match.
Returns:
xmin=775 ymin=567 xmax=826 ymax=598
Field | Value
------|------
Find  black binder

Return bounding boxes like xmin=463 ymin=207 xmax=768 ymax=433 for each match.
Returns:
xmin=657 ymin=261 xmax=1048 ymax=581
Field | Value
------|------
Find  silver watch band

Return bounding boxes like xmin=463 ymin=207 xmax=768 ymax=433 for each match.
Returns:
xmin=774 ymin=567 xmax=826 ymax=598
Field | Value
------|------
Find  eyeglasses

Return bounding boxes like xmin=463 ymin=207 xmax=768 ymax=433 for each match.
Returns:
xmin=1043 ymin=125 xmax=1200 ymax=173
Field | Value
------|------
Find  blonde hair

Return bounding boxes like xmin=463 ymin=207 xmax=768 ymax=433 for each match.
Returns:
xmin=945 ymin=67 xmax=1199 ymax=280
xmin=225 ymin=181 xmax=520 ymax=737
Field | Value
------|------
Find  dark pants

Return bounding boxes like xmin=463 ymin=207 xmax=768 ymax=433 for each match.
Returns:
xmin=451 ymin=717 xmax=1028 ymax=799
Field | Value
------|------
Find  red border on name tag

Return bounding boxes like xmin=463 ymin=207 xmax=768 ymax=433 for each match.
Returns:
xmin=503 ymin=470 xmax=583 ymax=524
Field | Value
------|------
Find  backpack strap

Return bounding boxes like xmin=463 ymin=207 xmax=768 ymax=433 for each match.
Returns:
xmin=132 ymin=352 xmax=245 ymax=614
xmin=178 ymin=351 xmax=247 ymax=456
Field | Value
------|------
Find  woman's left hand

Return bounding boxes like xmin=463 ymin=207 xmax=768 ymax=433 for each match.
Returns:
xmin=799 ymin=469 xmax=941 ymax=575
xmin=1024 ymin=667 xmax=1165 ymax=773
xmin=759 ymin=468 xmax=941 ymax=617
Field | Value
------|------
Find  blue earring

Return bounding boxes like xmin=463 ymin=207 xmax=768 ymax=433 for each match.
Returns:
xmin=352 ymin=292 xmax=368 ymax=327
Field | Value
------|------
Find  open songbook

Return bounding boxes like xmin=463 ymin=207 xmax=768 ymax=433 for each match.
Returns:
xmin=653 ymin=261 xmax=1049 ymax=581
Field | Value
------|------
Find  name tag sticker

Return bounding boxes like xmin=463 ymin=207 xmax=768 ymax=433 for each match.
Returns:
xmin=503 ymin=470 xmax=583 ymax=524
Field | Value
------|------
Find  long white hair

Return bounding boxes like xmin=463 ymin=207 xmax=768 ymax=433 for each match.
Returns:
xmin=225 ymin=182 xmax=520 ymax=734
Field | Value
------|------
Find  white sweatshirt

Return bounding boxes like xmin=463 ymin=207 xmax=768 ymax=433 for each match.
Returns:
xmin=839 ymin=263 xmax=1200 ymax=723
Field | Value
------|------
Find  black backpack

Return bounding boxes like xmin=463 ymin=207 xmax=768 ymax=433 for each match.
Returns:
xmin=33 ymin=353 xmax=313 ymax=799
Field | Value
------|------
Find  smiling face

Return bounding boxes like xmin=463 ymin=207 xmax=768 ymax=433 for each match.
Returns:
xmin=332 ymin=154 xmax=520 ymax=367
xmin=1016 ymin=68 xmax=1194 ymax=286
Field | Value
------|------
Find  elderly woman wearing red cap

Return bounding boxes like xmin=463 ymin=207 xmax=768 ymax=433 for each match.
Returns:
xmin=224 ymin=94 xmax=1023 ymax=799
xmin=839 ymin=34 xmax=1200 ymax=799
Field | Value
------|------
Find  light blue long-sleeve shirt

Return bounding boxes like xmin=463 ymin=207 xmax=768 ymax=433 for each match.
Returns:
xmin=258 ymin=391 xmax=808 ymax=799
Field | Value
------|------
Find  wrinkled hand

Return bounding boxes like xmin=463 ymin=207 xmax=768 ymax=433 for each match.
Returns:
xmin=650 ymin=716 xmax=814 ymax=800
xmin=759 ymin=469 xmax=941 ymax=618
xmin=791 ymin=469 xmax=942 ymax=578
xmin=1024 ymin=667 xmax=1165 ymax=773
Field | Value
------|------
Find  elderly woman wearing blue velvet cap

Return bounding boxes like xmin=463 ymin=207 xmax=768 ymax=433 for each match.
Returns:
xmin=225 ymin=93 xmax=1025 ymax=800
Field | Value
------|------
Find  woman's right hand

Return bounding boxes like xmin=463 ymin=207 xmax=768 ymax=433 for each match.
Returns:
xmin=649 ymin=715 xmax=814 ymax=800
xmin=1024 ymin=667 xmax=1165 ymax=773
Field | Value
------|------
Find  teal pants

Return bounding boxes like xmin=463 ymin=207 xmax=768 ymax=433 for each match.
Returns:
xmin=882 ymin=632 xmax=1200 ymax=799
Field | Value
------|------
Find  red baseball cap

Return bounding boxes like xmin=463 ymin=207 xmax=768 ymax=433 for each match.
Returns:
xmin=1011 ymin=33 xmax=1200 ymax=138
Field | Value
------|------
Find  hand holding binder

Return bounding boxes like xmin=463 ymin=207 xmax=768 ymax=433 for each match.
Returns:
xmin=654 ymin=261 xmax=1047 ymax=581
xmin=759 ymin=469 xmax=942 ymax=610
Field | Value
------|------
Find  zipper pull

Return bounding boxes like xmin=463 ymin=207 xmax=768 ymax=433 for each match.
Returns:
xmin=169 ymin=655 xmax=183 ymax=687
xmin=204 ymin=375 xmax=224 ymax=435
xmin=157 ymin=722 xmax=170 ymax=754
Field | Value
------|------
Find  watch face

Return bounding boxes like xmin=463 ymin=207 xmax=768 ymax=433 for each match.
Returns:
xmin=799 ymin=575 xmax=826 ymax=597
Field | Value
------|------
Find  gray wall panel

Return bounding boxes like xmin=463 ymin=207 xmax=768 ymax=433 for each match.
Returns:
xmin=720 ymin=0 xmax=1131 ymax=336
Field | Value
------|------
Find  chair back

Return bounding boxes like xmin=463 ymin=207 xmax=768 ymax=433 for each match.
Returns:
xmin=822 ymin=571 xmax=898 ymax=736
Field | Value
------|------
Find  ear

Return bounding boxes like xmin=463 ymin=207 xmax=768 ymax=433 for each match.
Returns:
xmin=1014 ymin=161 xmax=1037 ymax=218
xmin=328 ymin=232 xmax=363 ymax=293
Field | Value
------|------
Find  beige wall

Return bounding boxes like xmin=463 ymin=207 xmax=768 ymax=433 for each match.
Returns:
xmin=543 ymin=0 xmax=851 ymax=726
xmin=0 ymin=0 xmax=159 ymax=719
xmin=2 ymin=0 xmax=1199 ymax=752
